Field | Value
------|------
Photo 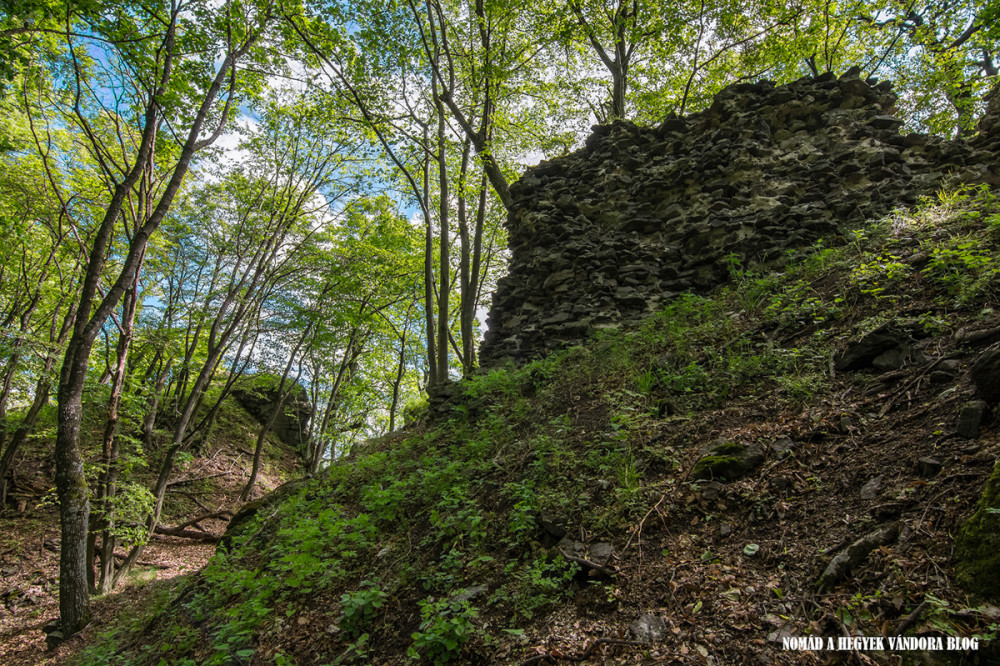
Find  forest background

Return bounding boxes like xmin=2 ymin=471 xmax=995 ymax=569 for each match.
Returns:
xmin=0 ymin=0 xmax=998 ymax=640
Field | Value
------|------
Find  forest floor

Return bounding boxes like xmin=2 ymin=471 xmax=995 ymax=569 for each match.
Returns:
xmin=0 ymin=401 xmax=299 ymax=666
xmin=0 ymin=519 xmax=214 ymax=666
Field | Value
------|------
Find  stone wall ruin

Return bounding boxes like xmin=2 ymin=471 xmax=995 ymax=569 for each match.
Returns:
xmin=480 ymin=70 xmax=1000 ymax=366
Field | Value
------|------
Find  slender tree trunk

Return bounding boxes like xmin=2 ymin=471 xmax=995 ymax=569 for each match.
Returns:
xmin=240 ymin=325 xmax=311 ymax=502
xmin=309 ymin=335 xmax=360 ymax=474
xmin=422 ymin=137 xmax=438 ymax=388
xmin=457 ymin=142 xmax=474 ymax=378
xmin=141 ymin=359 xmax=172 ymax=449
xmin=90 ymin=275 xmax=141 ymax=594
xmin=55 ymin=337 xmax=95 ymax=634
xmin=388 ymin=304 xmax=415 ymax=431
xmin=433 ymin=73 xmax=451 ymax=384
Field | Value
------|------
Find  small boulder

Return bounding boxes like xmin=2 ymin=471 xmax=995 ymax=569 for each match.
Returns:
xmin=629 ymin=613 xmax=669 ymax=643
xmin=835 ymin=331 xmax=909 ymax=372
xmin=699 ymin=480 xmax=724 ymax=501
xmin=769 ymin=438 xmax=795 ymax=459
xmin=536 ymin=512 xmax=568 ymax=539
xmin=693 ymin=440 xmax=765 ymax=481
xmin=917 ymin=457 xmax=942 ymax=477
xmin=972 ymin=350 xmax=1000 ymax=403
xmin=957 ymin=400 xmax=990 ymax=439
xmin=817 ymin=522 xmax=899 ymax=591
xmin=45 ymin=630 xmax=64 ymax=651
xmin=860 ymin=476 xmax=883 ymax=500
xmin=873 ymin=346 xmax=907 ymax=371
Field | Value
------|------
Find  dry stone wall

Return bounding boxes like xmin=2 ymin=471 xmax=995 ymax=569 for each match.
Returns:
xmin=480 ymin=70 xmax=1000 ymax=366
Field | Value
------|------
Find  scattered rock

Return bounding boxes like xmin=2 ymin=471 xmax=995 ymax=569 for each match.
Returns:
xmin=873 ymin=345 xmax=908 ymax=371
xmin=589 ymin=542 xmax=615 ymax=563
xmin=536 ymin=512 xmax=568 ymax=539
xmin=971 ymin=350 xmax=1000 ymax=403
xmin=939 ymin=359 xmax=962 ymax=372
xmin=957 ymin=400 xmax=989 ymax=438
xmin=917 ymin=457 xmax=943 ymax=477
xmin=835 ymin=332 xmax=909 ymax=372
xmin=693 ymin=440 xmax=765 ymax=481
xmin=558 ymin=537 xmax=616 ymax=577
xmin=719 ymin=523 xmax=732 ymax=538
xmin=629 ymin=613 xmax=669 ymax=643
xmin=43 ymin=621 xmax=63 ymax=651
xmin=699 ymin=480 xmax=724 ymax=501
xmin=771 ymin=476 xmax=792 ymax=492
xmin=817 ymin=522 xmax=900 ymax=590
xmin=860 ymin=476 xmax=883 ymax=500
xmin=929 ymin=370 xmax=954 ymax=383
xmin=768 ymin=438 xmax=795 ymax=458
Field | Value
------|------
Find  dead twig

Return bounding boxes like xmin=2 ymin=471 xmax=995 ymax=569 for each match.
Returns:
xmin=153 ymin=525 xmax=221 ymax=542
xmin=894 ymin=600 xmax=929 ymax=636
xmin=878 ymin=358 xmax=942 ymax=418
xmin=559 ymin=552 xmax=616 ymax=578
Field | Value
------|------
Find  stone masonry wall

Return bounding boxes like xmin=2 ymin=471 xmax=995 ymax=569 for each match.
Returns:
xmin=480 ymin=70 xmax=1000 ymax=366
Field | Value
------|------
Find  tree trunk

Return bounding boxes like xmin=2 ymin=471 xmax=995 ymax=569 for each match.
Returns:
xmin=422 ymin=137 xmax=438 ymax=388
xmin=55 ymin=341 xmax=94 ymax=635
xmin=433 ymin=71 xmax=451 ymax=384
xmin=240 ymin=325 xmax=311 ymax=502
xmin=91 ymin=276 xmax=141 ymax=594
xmin=388 ymin=304 xmax=415 ymax=431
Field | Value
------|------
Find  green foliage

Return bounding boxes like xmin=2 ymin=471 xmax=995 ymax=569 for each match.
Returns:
xmin=764 ymin=280 xmax=843 ymax=328
xmin=850 ymin=253 xmax=909 ymax=299
xmin=340 ymin=581 xmax=387 ymax=638
xmin=407 ymin=598 xmax=479 ymax=664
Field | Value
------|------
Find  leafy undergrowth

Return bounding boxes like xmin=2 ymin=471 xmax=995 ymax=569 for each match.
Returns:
xmin=83 ymin=187 xmax=1000 ymax=665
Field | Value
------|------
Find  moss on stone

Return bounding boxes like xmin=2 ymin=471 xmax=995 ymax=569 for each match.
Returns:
xmin=953 ymin=458 xmax=1000 ymax=601
xmin=692 ymin=454 xmax=743 ymax=479
xmin=692 ymin=440 xmax=765 ymax=480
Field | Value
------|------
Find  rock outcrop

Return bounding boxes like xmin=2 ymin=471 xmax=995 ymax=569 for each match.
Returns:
xmin=481 ymin=70 xmax=1000 ymax=366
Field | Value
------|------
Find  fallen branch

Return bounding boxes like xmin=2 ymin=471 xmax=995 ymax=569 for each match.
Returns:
xmin=558 ymin=552 xmax=616 ymax=578
xmin=171 ymin=511 xmax=233 ymax=532
xmin=894 ymin=600 xmax=930 ymax=636
xmin=955 ymin=324 xmax=1000 ymax=345
xmin=153 ymin=525 xmax=221 ymax=542
xmin=110 ymin=554 xmax=169 ymax=569
xmin=877 ymin=358 xmax=942 ymax=418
